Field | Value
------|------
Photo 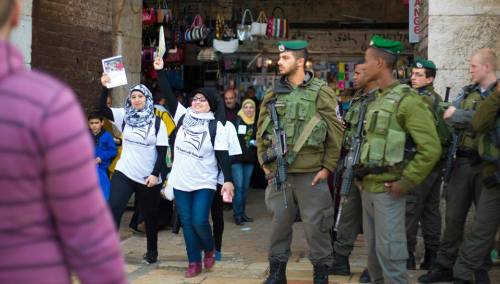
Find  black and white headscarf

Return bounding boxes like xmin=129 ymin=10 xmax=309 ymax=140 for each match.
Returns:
xmin=124 ymin=84 xmax=155 ymax=128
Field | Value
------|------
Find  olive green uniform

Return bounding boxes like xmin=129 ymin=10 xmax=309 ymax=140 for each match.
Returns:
xmin=334 ymin=89 xmax=377 ymax=257
xmin=405 ymin=85 xmax=445 ymax=255
xmin=256 ymin=71 xmax=343 ymax=265
xmin=359 ymin=82 xmax=441 ymax=283
xmin=434 ymin=82 xmax=498 ymax=271
xmin=453 ymin=85 xmax=500 ymax=282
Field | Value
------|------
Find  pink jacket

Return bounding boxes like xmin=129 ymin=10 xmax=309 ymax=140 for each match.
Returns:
xmin=0 ymin=40 xmax=127 ymax=284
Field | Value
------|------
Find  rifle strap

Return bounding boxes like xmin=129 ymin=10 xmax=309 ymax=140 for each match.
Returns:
xmin=289 ymin=113 xmax=322 ymax=159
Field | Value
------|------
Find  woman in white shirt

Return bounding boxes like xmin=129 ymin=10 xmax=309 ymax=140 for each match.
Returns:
xmin=99 ymin=75 xmax=168 ymax=265
xmin=167 ymin=88 xmax=235 ymax=278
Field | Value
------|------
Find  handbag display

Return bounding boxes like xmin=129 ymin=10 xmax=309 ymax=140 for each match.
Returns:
xmin=236 ymin=9 xmax=254 ymax=41
xmin=213 ymin=38 xmax=239 ymax=54
xmin=185 ymin=14 xmax=208 ymax=43
xmin=251 ymin=11 xmax=268 ymax=36
xmin=197 ymin=47 xmax=218 ymax=62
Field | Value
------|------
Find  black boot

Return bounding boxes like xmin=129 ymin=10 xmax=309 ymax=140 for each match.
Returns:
xmin=234 ymin=216 xmax=243 ymax=226
xmin=474 ymin=269 xmax=490 ymax=284
xmin=142 ymin=250 xmax=158 ymax=264
xmin=418 ymin=267 xmax=453 ymax=283
xmin=329 ymin=254 xmax=350 ymax=275
xmin=359 ymin=268 xmax=371 ymax=283
xmin=264 ymin=261 xmax=287 ymax=284
xmin=242 ymin=214 xmax=254 ymax=222
xmin=407 ymin=251 xmax=416 ymax=270
xmin=313 ymin=263 xmax=329 ymax=284
xmin=420 ymin=250 xmax=437 ymax=270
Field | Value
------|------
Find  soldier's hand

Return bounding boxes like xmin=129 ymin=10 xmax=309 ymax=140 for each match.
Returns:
xmin=443 ymin=106 xmax=456 ymax=120
xmin=153 ymin=56 xmax=164 ymax=70
xmin=311 ymin=168 xmax=330 ymax=186
xmin=262 ymin=166 xmax=273 ymax=180
xmin=354 ymin=180 xmax=363 ymax=191
xmin=384 ymin=181 xmax=409 ymax=198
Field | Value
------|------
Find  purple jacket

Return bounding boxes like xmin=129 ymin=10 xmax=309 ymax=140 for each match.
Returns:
xmin=0 ymin=41 xmax=127 ymax=283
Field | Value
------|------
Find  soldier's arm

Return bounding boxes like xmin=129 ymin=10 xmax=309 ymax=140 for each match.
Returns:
xmin=397 ymin=95 xmax=442 ymax=190
xmin=317 ymin=85 xmax=344 ymax=173
xmin=256 ymin=90 xmax=273 ymax=166
xmin=448 ymin=88 xmax=474 ymax=129
xmin=471 ymin=90 xmax=500 ymax=133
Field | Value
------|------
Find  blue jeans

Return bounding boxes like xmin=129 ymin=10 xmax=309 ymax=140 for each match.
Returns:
xmin=232 ymin=163 xmax=254 ymax=218
xmin=174 ymin=188 xmax=215 ymax=262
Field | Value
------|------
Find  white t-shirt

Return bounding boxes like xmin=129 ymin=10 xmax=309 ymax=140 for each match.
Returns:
xmin=169 ymin=119 xmax=228 ymax=191
xmin=217 ymin=121 xmax=242 ymax=185
xmin=111 ymin=108 xmax=169 ymax=184
xmin=173 ymin=103 xmax=187 ymax=125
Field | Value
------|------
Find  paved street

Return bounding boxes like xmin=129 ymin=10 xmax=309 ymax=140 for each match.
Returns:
xmin=118 ymin=189 xmax=500 ymax=284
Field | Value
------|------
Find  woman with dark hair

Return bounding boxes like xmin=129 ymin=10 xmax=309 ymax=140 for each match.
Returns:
xmin=99 ymin=74 xmax=168 ymax=265
xmin=153 ymin=57 xmax=234 ymax=277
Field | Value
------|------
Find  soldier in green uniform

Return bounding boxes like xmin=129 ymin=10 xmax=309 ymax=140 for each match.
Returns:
xmin=330 ymin=62 xmax=377 ymax=284
xmin=419 ymin=48 xmax=499 ymax=283
xmin=256 ymin=40 xmax=344 ymax=284
xmin=453 ymin=77 xmax=500 ymax=284
xmin=405 ymin=58 xmax=447 ymax=270
xmin=357 ymin=36 xmax=441 ymax=283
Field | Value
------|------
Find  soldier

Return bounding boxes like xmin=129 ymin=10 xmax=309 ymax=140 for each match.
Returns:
xmin=256 ymin=40 xmax=344 ymax=284
xmin=453 ymin=79 xmax=500 ymax=284
xmin=357 ymin=36 xmax=441 ymax=283
xmin=405 ymin=58 xmax=448 ymax=270
xmin=418 ymin=48 xmax=499 ymax=283
xmin=329 ymin=62 xmax=377 ymax=284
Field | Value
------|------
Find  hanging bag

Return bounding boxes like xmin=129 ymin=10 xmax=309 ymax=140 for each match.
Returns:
xmin=270 ymin=7 xmax=287 ymax=38
xmin=213 ymin=38 xmax=239 ymax=54
xmin=236 ymin=9 xmax=254 ymax=41
xmin=197 ymin=47 xmax=218 ymax=62
xmin=251 ymin=11 xmax=267 ymax=36
xmin=185 ymin=14 xmax=208 ymax=43
xmin=142 ymin=7 xmax=156 ymax=25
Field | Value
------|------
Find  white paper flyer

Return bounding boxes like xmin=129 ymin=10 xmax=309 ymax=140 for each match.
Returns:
xmin=101 ymin=55 xmax=127 ymax=88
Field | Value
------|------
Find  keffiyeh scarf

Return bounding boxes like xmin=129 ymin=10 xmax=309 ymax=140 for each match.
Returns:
xmin=124 ymin=84 xmax=155 ymax=128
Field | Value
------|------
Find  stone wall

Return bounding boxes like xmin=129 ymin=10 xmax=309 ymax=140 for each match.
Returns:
xmin=31 ymin=0 xmax=113 ymax=112
xmin=10 ymin=0 xmax=33 ymax=69
xmin=428 ymin=0 xmax=500 ymax=97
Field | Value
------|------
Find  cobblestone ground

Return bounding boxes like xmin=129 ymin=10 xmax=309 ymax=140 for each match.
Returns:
xmin=118 ymin=189 xmax=500 ymax=284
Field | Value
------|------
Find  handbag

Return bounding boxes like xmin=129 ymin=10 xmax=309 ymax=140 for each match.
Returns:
xmin=156 ymin=0 xmax=173 ymax=24
xmin=267 ymin=7 xmax=287 ymax=38
xmin=197 ymin=47 xmax=218 ymax=62
xmin=185 ymin=14 xmax=208 ymax=42
xmin=251 ymin=11 xmax=267 ymax=36
xmin=236 ymin=9 xmax=254 ymax=41
xmin=142 ymin=8 xmax=156 ymax=25
xmin=215 ymin=14 xmax=225 ymax=40
xmin=213 ymin=38 xmax=239 ymax=54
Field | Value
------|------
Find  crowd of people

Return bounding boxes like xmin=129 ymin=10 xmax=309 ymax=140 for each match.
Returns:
xmin=2 ymin=1 xmax=500 ymax=284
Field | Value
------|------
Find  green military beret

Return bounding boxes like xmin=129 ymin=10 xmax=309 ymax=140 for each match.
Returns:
xmin=369 ymin=35 xmax=404 ymax=55
xmin=413 ymin=57 xmax=437 ymax=70
xmin=277 ymin=40 xmax=309 ymax=52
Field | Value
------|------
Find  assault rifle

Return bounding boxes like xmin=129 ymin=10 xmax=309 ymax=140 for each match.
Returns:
xmin=262 ymin=98 xmax=289 ymax=208
xmin=334 ymin=96 xmax=370 ymax=231
xmin=443 ymin=87 xmax=459 ymax=186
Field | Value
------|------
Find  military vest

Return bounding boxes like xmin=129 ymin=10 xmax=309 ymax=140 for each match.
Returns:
xmin=360 ymin=84 xmax=413 ymax=168
xmin=262 ymin=78 xmax=328 ymax=165
xmin=419 ymin=86 xmax=451 ymax=146
xmin=458 ymin=85 xmax=486 ymax=151
xmin=343 ymin=93 xmax=363 ymax=149
xmin=478 ymin=114 xmax=500 ymax=162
